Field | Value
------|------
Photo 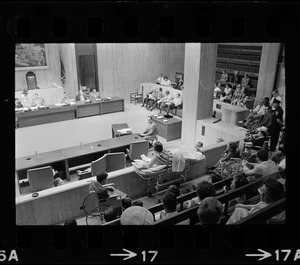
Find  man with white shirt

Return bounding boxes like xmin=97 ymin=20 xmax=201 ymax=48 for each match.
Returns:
xmin=164 ymin=93 xmax=183 ymax=113
xmin=242 ymin=149 xmax=278 ymax=182
xmin=31 ymin=93 xmax=46 ymax=107
xmin=161 ymin=76 xmax=171 ymax=86
xmin=158 ymin=90 xmax=173 ymax=113
xmin=269 ymin=90 xmax=282 ymax=107
xmin=240 ymin=98 xmax=267 ymax=127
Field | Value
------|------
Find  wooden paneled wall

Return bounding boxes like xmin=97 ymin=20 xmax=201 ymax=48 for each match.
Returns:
xmin=96 ymin=43 xmax=185 ymax=99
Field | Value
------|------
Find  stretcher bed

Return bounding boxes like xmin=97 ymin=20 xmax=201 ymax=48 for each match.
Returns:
xmin=132 ymin=149 xmax=205 ymax=200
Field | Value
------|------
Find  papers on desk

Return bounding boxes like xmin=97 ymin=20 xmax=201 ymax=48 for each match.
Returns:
xmin=55 ymin=103 xmax=63 ymax=106
xmin=153 ymin=114 xmax=158 ymax=117
xmin=15 ymin=108 xmax=23 ymax=112
xmin=157 ymin=116 xmax=164 ymax=119
xmin=69 ymin=102 xmax=75 ymax=105
xmin=163 ymin=119 xmax=168 ymax=122
xmin=117 ymin=128 xmax=132 ymax=134
xmin=106 ymin=97 xmax=112 ymax=100
xmin=95 ymin=98 xmax=102 ymax=101
xmin=30 ymin=107 xmax=38 ymax=111
xmin=38 ymin=106 xmax=46 ymax=109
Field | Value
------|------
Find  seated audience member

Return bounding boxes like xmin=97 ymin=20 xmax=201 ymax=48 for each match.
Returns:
xmin=159 ymin=191 xmax=178 ymax=220
xmin=156 ymin=73 xmax=164 ymax=85
xmin=141 ymin=87 xmax=157 ymax=107
xmin=188 ymin=181 xmax=216 ymax=208
xmin=239 ymin=98 xmax=267 ymax=128
xmin=20 ymin=89 xmax=31 ymax=108
xmin=210 ymin=142 xmax=239 ymax=170
xmin=226 ymin=178 xmax=285 ymax=224
xmin=271 ymin=149 xmax=286 ymax=172
xmin=269 ymin=99 xmax=284 ymax=152
xmin=219 ymin=92 xmax=231 ymax=104
xmin=15 ymin=98 xmax=23 ymax=109
xmin=139 ymin=116 xmax=158 ymax=143
xmin=148 ymin=87 xmax=164 ymax=111
xmin=256 ymin=105 xmax=273 ymax=130
xmin=177 ymin=78 xmax=184 ymax=90
xmin=31 ymin=93 xmax=46 ymax=107
xmin=195 ymin=141 xmax=205 ymax=155
xmin=242 ymin=149 xmax=278 ymax=182
xmin=161 ymin=76 xmax=172 ymax=86
xmin=231 ymin=85 xmax=244 ymax=105
xmin=269 ymin=89 xmax=282 ymax=107
xmin=213 ymin=83 xmax=222 ymax=98
xmin=228 ymin=174 xmax=249 ymax=207
xmin=164 ymin=93 xmax=183 ymax=113
xmin=120 ymin=206 xmax=154 ymax=225
xmin=122 ymin=197 xmax=132 ymax=210
xmin=236 ymin=89 xmax=250 ymax=108
xmin=167 ymin=185 xmax=189 ymax=212
xmin=158 ymin=90 xmax=173 ymax=112
xmin=103 ymin=206 xmax=119 ymax=222
xmin=243 ymin=127 xmax=268 ymax=148
xmin=197 ymin=197 xmax=224 ymax=225
xmin=224 ymin=84 xmax=233 ymax=98
xmin=220 ymin=70 xmax=228 ymax=83
xmin=89 ymin=172 xmax=113 ymax=200
xmin=89 ymin=89 xmax=100 ymax=100
xmin=132 ymin=200 xmax=144 ymax=207
xmin=147 ymin=142 xmax=173 ymax=168
xmin=241 ymin=73 xmax=249 ymax=88
xmin=61 ymin=92 xmax=70 ymax=104
xmin=233 ymin=71 xmax=240 ymax=84
xmin=75 ymin=89 xmax=88 ymax=102
xmin=64 ymin=219 xmax=78 ymax=226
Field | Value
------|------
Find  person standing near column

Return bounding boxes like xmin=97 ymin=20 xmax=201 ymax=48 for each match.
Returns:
xmin=269 ymin=99 xmax=284 ymax=151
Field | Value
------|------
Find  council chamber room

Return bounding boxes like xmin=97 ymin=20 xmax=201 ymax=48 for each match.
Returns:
xmin=15 ymin=43 xmax=286 ymax=226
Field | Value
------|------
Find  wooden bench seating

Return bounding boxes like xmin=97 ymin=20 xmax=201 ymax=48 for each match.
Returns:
xmin=234 ymin=197 xmax=285 ymax=225
xmin=152 ymin=171 xmax=282 ymax=225
xmin=103 ymin=176 xmax=238 ymax=225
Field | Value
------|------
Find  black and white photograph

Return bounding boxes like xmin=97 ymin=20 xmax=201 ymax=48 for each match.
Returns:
xmin=15 ymin=43 xmax=286 ymax=227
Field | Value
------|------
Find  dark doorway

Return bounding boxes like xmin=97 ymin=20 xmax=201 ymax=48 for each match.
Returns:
xmin=75 ymin=44 xmax=98 ymax=93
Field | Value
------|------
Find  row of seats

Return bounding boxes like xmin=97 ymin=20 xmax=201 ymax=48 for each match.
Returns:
xmin=103 ymin=170 xmax=284 ymax=225
xmin=26 ymin=140 xmax=149 ymax=192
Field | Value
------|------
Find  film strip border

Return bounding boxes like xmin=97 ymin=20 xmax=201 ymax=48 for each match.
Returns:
xmin=0 ymin=2 xmax=292 ymax=42
xmin=5 ymin=226 xmax=299 ymax=263
xmin=1 ymin=1 xmax=300 ymax=264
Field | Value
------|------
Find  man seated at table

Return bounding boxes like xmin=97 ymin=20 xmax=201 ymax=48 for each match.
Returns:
xmin=31 ymin=92 xmax=46 ymax=107
xmin=61 ymin=92 xmax=70 ymax=104
xmin=161 ymin=76 xmax=172 ymax=86
xmin=76 ymin=89 xmax=88 ymax=102
xmin=139 ymin=116 xmax=158 ymax=144
xmin=20 ymin=89 xmax=31 ymax=108
xmin=89 ymin=89 xmax=100 ymax=101
xmin=162 ymin=93 xmax=183 ymax=114
xmin=15 ymin=98 xmax=23 ymax=109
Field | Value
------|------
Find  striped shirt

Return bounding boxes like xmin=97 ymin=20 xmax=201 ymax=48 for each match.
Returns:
xmin=155 ymin=150 xmax=173 ymax=167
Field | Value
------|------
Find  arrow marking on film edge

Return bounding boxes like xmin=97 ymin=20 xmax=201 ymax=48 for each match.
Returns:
xmin=246 ymin=248 xmax=272 ymax=261
xmin=110 ymin=248 xmax=137 ymax=261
